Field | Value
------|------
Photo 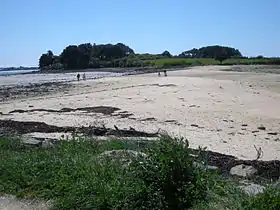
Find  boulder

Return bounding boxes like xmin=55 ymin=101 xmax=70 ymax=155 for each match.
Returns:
xmin=230 ymin=164 xmax=257 ymax=178
xmin=22 ymin=138 xmax=42 ymax=147
xmin=239 ymin=181 xmax=265 ymax=195
xmin=98 ymin=150 xmax=147 ymax=166
xmin=193 ymin=162 xmax=219 ymax=172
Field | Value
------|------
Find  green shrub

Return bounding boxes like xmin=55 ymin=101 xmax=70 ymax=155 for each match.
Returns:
xmin=243 ymin=186 xmax=280 ymax=210
xmin=124 ymin=135 xmax=209 ymax=209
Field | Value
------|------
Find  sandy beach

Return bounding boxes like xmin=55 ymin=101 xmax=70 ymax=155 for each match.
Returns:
xmin=1 ymin=65 xmax=280 ymax=160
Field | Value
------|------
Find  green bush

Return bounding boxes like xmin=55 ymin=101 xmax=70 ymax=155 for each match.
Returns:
xmin=125 ymin=136 xmax=209 ymax=209
xmin=243 ymin=186 xmax=280 ymax=210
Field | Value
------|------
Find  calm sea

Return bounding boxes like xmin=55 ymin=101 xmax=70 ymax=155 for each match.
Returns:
xmin=0 ymin=69 xmax=40 ymax=76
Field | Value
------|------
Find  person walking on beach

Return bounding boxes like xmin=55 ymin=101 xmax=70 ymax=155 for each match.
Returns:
xmin=82 ymin=73 xmax=86 ymax=81
xmin=163 ymin=70 xmax=167 ymax=76
xmin=77 ymin=73 xmax=80 ymax=81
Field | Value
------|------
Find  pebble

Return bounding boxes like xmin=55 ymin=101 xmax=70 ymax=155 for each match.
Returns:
xmin=267 ymin=132 xmax=278 ymax=136
xmin=257 ymin=125 xmax=266 ymax=130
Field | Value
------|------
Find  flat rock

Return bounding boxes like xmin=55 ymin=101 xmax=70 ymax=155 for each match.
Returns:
xmin=239 ymin=182 xmax=265 ymax=195
xmin=99 ymin=150 xmax=147 ymax=159
xmin=22 ymin=138 xmax=42 ymax=147
xmin=98 ymin=150 xmax=147 ymax=167
xmin=230 ymin=164 xmax=257 ymax=178
xmin=0 ymin=195 xmax=51 ymax=210
xmin=193 ymin=162 xmax=219 ymax=172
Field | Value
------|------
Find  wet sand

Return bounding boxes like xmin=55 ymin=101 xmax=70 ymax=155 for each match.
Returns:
xmin=1 ymin=65 xmax=280 ymax=160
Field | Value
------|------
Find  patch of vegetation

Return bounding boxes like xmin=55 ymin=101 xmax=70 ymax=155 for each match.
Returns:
xmin=39 ymin=43 xmax=280 ymax=71
xmin=1 ymin=136 xmax=279 ymax=209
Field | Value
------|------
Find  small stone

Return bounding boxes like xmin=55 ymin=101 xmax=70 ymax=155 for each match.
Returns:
xmin=193 ymin=162 xmax=219 ymax=172
xmin=228 ymin=132 xmax=235 ymax=136
xmin=191 ymin=124 xmax=199 ymax=128
xmin=258 ymin=125 xmax=266 ymax=130
xmin=241 ymin=128 xmax=247 ymax=130
xmin=223 ymin=140 xmax=228 ymax=143
xmin=265 ymin=137 xmax=270 ymax=140
xmin=216 ymin=129 xmax=222 ymax=132
xmin=29 ymin=105 xmax=34 ymax=108
xmin=274 ymin=138 xmax=280 ymax=142
xmin=230 ymin=164 xmax=257 ymax=178
xmin=239 ymin=183 xmax=265 ymax=195
xmin=242 ymin=124 xmax=248 ymax=127
xmin=42 ymin=140 xmax=54 ymax=148
xmin=22 ymin=138 xmax=42 ymax=147
xmin=268 ymin=132 xmax=278 ymax=136
xmin=252 ymin=130 xmax=259 ymax=133
xmin=237 ymin=132 xmax=245 ymax=135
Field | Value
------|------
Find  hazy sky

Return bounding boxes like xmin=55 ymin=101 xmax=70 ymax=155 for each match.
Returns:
xmin=1 ymin=0 xmax=279 ymax=66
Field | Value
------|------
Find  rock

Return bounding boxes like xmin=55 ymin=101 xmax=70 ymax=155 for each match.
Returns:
xmin=193 ymin=162 xmax=219 ymax=172
xmin=258 ymin=125 xmax=266 ymax=131
xmin=216 ymin=129 xmax=222 ymax=132
xmin=252 ymin=130 xmax=259 ymax=133
xmin=22 ymin=138 xmax=42 ymax=147
xmin=274 ymin=138 xmax=280 ymax=142
xmin=230 ymin=164 xmax=257 ymax=178
xmin=99 ymin=150 xmax=147 ymax=158
xmin=239 ymin=183 xmax=265 ymax=195
xmin=268 ymin=132 xmax=278 ymax=136
xmin=98 ymin=150 xmax=147 ymax=166
xmin=223 ymin=140 xmax=228 ymax=143
xmin=191 ymin=124 xmax=199 ymax=128
xmin=242 ymin=124 xmax=248 ymax=127
xmin=41 ymin=139 xmax=54 ymax=148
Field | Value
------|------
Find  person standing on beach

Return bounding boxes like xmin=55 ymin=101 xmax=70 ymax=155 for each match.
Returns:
xmin=163 ymin=70 xmax=167 ymax=76
xmin=83 ymin=73 xmax=86 ymax=80
xmin=77 ymin=73 xmax=80 ymax=81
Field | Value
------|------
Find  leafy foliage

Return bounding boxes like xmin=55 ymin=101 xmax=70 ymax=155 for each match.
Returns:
xmin=126 ymin=135 xmax=209 ymax=209
xmin=39 ymin=43 xmax=280 ymax=70
xmin=179 ymin=45 xmax=242 ymax=59
xmin=1 ymin=136 xmax=280 ymax=209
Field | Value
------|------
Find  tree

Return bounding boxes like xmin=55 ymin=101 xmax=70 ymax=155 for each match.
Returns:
xmin=161 ymin=50 xmax=172 ymax=58
xmin=179 ymin=45 xmax=242 ymax=59
xmin=39 ymin=50 xmax=54 ymax=69
xmin=60 ymin=45 xmax=80 ymax=69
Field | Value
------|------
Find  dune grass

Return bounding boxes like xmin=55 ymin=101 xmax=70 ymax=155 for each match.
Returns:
xmin=145 ymin=57 xmax=280 ymax=68
xmin=1 ymin=136 xmax=279 ymax=209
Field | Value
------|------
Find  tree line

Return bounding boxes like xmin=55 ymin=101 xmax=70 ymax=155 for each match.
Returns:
xmin=39 ymin=43 xmax=270 ymax=70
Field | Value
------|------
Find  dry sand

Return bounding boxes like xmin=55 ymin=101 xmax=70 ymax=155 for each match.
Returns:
xmin=1 ymin=65 xmax=280 ymax=160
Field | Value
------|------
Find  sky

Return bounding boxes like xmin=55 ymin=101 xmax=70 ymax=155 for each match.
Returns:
xmin=0 ymin=0 xmax=279 ymax=67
